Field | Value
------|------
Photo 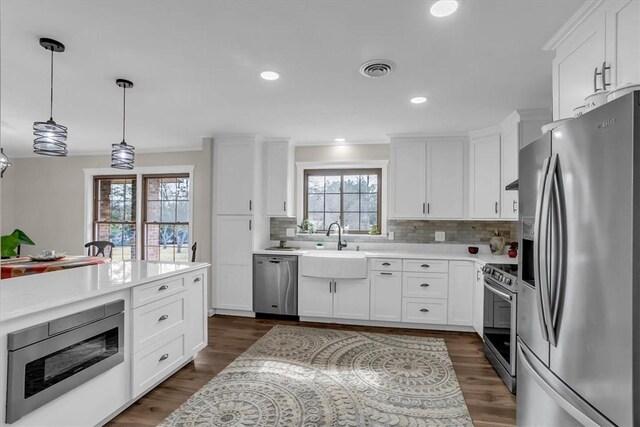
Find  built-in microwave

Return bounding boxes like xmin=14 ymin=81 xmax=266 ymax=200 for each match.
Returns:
xmin=6 ymin=300 xmax=125 ymax=423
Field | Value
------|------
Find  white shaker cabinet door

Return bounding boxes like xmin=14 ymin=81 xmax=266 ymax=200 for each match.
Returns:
xmin=472 ymin=264 xmax=484 ymax=337
xmin=370 ymin=271 xmax=402 ymax=322
xmin=299 ymin=276 xmax=334 ymax=318
xmin=333 ymin=278 xmax=370 ymax=320
xmin=447 ymin=261 xmax=474 ymax=326
xmin=426 ymin=140 xmax=463 ymax=219
xmin=469 ymin=132 xmax=501 ymax=219
xmin=215 ymin=140 xmax=255 ymax=215
xmin=214 ymin=216 xmax=253 ymax=311
xmin=390 ymin=142 xmax=426 ymax=218
xmin=605 ymin=0 xmax=640 ymax=89
xmin=264 ymin=140 xmax=293 ymax=217
xmin=501 ymin=122 xmax=519 ymax=219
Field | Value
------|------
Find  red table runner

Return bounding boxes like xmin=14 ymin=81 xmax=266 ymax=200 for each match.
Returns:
xmin=1 ymin=256 xmax=111 ymax=279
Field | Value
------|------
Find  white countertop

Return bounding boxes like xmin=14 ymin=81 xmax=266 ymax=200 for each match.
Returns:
xmin=0 ymin=261 xmax=209 ymax=322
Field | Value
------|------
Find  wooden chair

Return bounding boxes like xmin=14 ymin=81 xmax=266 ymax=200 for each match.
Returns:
xmin=85 ymin=241 xmax=115 ymax=258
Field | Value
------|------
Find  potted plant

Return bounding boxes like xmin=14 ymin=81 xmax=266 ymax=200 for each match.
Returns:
xmin=1 ymin=229 xmax=35 ymax=258
xmin=297 ymin=219 xmax=316 ymax=235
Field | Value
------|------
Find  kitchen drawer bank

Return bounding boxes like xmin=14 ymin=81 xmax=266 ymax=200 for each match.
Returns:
xmin=0 ymin=262 xmax=208 ymax=427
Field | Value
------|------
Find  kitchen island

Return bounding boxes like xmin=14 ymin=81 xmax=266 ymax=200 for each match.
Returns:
xmin=0 ymin=261 xmax=209 ymax=426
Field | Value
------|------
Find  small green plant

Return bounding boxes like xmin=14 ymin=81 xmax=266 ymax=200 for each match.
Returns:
xmin=369 ymin=225 xmax=381 ymax=235
xmin=297 ymin=219 xmax=316 ymax=234
xmin=1 ymin=229 xmax=35 ymax=258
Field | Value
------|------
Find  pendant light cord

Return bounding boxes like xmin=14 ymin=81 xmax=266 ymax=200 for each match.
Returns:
xmin=49 ymin=48 xmax=54 ymax=120
xmin=122 ymin=85 xmax=126 ymax=142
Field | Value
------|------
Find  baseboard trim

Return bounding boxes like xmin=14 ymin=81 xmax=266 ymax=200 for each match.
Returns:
xmin=299 ymin=316 xmax=476 ymax=333
xmin=207 ymin=308 xmax=216 ymax=317
xmin=214 ymin=309 xmax=256 ymax=318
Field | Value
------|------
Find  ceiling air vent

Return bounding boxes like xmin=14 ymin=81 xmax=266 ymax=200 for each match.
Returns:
xmin=359 ymin=59 xmax=396 ymax=78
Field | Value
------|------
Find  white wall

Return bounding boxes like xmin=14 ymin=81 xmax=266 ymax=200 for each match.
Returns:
xmin=295 ymin=144 xmax=389 ymax=162
xmin=0 ymin=141 xmax=212 ymax=266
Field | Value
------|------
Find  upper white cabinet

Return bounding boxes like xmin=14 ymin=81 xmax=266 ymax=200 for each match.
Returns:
xmin=468 ymin=129 xmax=501 ymax=219
xmin=547 ymin=0 xmax=640 ymax=120
xmin=389 ymin=138 xmax=463 ymax=219
xmin=264 ymin=139 xmax=294 ymax=217
xmin=214 ymin=135 xmax=262 ymax=215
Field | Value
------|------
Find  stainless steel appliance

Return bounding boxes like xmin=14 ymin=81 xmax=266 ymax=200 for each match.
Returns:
xmin=253 ymin=254 xmax=298 ymax=316
xmin=517 ymin=91 xmax=639 ymax=426
xmin=6 ymin=300 xmax=125 ymax=423
xmin=482 ymin=263 xmax=518 ymax=393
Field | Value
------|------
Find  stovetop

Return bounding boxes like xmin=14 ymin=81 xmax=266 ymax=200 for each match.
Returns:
xmin=483 ymin=263 xmax=518 ymax=292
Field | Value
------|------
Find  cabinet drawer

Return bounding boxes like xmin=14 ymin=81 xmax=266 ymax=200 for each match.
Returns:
xmin=133 ymin=333 xmax=186 ymax=397
xmin=133 ymin=292 xmax=186 ymax=352
xmin=133 ymin=276 xmax=185 ymax=308
xmin=371 ymin=259 xmax=402 ymax=271
xmin=403 ymin=259 xmax=448 ymax=273
xmin=403 ymin=273 xmax=448 ymax=299
xmin=402 ymin=298 xmax=447 ymax=324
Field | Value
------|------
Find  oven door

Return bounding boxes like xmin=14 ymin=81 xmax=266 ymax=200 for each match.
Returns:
xmin=6 ymin=311 xmax=125 ymax=423
xmin=483 ymin=277 xmax=517 ymax=377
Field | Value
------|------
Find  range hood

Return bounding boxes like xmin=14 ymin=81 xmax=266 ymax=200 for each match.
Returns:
xmin=505 ymin=179 xmax=519 ymax=191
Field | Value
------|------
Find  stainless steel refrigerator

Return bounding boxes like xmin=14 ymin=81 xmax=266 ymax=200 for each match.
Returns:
xmin=517 ymin=91 xmax=639 ymax=426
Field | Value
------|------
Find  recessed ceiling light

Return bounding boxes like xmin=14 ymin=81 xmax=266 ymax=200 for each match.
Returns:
xmin=430 ymin=0 xmax=458 ymax=17
xmin=410 ymin=96 xmax=428 ymax=104
xmin=260 ymin=71 xmax=280 ymax=81
xmin=334 ymin=137 xmax=346 ymax=142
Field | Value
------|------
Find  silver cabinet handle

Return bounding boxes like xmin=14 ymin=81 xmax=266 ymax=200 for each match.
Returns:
xmin=495 ymin=201 xmax=499 ymax=214
xmin=593 ymin=66 xmax=599 ymax=93
xmin=158 ymin=314 xmax=169 ymax=321
xmin=158 ymin=285 xmax=169 ymax=291
xmin=329 ymin=280 xmax=332 ymax=293
xmin=332 ymin=280 xmax=337 ymax=293
xmin=380 ymin=272 xmax=393 ymax=276
xmin=422 ymin=202 xmax=426 ymax=214
xmin=601 ymin=61 xmax=611 ymax=91
xmin=284 ymin=201 xmax=286 ymax=212
xmin=476 ymin=270 xmax=481 ymax=280
xmin=249 ymin=219 xmax=252 ymax=231
xmin=249 ymin=200 xmax=252 ymax=211
xmin=513 ymin=200 xmax=517 ymax=213
xmin=419 ymin=308 xmax=429 ymax=313
xmin=159 ymin=353 xmax=169 ymax=362
xmin=193 ymin=277 xmax=201 ymax=282
xmin=420 ymin=264 xmax=430 ymax=268
xmin=427 ymin=203 xmax=430 ymax=214
xmin=420 ymin=283 xmax=430 ymax=287
xmin=382 ymin=262 xmax=391 ymax=266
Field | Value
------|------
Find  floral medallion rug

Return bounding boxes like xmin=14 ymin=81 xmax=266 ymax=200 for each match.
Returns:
xmin=159 ymin=325 xmax=473 ymax=426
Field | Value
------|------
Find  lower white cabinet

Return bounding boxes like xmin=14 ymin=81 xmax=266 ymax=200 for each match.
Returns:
xmin=299 ymin=276 xmax=369 ymax=320
xmin=472 ymin=263 xmax=484 ymax=337
xmin=214 ymin=216 xmax=253 ymax=311
xmin=186 ymin=271 xmax=207 ymax=354
xmin=370 ymin=271 xmax=402 ymax=322
xmin=132 ymin=332 xmax=186 ymax=397
xmin=447 ymin=261 xmax=474 ymax=326
xmin=402 ymin=298 xmax=447 ymax=324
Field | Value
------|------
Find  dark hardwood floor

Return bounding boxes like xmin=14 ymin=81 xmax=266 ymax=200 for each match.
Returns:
xmin=108 ymin=315 xmax=516 ymax=426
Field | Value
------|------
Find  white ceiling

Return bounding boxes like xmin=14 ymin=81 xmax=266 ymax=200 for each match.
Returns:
xmin=1 ymin=0 xmax=581 ymax=157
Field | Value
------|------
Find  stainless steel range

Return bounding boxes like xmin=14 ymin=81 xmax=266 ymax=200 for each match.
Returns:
xmin=482 ymin=263 xmax=517 ymax=393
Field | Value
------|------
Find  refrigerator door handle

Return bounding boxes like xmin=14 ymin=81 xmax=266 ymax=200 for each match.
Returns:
xmin=550 ymin=161 xmax=565 ymax=335
xmin=533 ymin=156 xmax=551 ymax=342
xmin=540 ymin=154 xmax=559 ymax=346
xmin=517 ymin=340 xmax=615 ymax=427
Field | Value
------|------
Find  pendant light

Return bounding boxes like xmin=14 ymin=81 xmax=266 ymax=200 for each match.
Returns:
xmin=111 ymin=79 xmax=135 ymax=169
xmin=0 ymin=148 xmax=11 ymax=178
xmin=33 ymin=38 xmax=68 ymax=156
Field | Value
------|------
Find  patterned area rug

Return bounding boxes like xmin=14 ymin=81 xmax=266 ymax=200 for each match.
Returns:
xmin=159 ymin=325 xmax=473 ymax=426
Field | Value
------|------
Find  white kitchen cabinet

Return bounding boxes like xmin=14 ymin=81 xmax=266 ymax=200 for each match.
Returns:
xmin=299 ymin=276 xmax=334 ymax=318
xmin=469 ymin=130 xmax=501 ymax=219
xmin=472 ymin=263 xmax=484 ymax=337
xmin=214 ymin=136 xmax=261 ymax=215
xmin=299 ymin=277 xmax=369 ymax=320
xmin=186 ymin=271 xmax=207 ymax=354
xmin=402 ymin=298 xmax=447 ymax=324
xmin=390 ymin=140 xmax=426 ymax=218
xmin=447 ymin=261 xmax=474 ymax=326
xmin=370 ymin=271 xmax=402 ymax=322
xmin=426 ymin=140 xmax=463 ymax=219
xmin=547 ymin=0 xmax=640 ymax=120
xmin=214 ymin=216 xmax=254 ymax=311
xmin=264 ymin=139 xmax=294 ymax=217
xmin=389 ymin=138 xmax=464 ymax=219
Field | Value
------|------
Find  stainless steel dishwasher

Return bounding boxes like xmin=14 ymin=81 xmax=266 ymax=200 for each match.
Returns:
xmin=253 ymin=255 xmax=298 ymax=315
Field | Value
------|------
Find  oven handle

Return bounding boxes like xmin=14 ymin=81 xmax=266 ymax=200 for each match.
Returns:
xmin=484 ymin=279 xmax=512 ymax=301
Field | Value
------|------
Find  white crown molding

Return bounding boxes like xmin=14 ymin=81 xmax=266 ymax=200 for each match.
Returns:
xmin=386 ymin=132 xmax=468 ymax=139
xmin=468 ymin=125 xmax=501 ymax=139
xmin=542 ymin=0 xmax=604 ymax=51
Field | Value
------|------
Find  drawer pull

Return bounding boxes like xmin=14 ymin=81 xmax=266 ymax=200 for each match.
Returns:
xmin=382 ymin=262 xmax=391 ymax=266
xmin=158 ymin=314 xmax=169 ymax=322
xmin=420 ymin=283 xmax=430 ymax=287
xmin=158 ymin=285 xmax=169 ymax=291
xmin=419 ymin=308 xmax=430 ymax=313
xmin=159 ymin=353 xmax=169 ymax=362
xmin=420 ymin=264 xmax=430 ymax=268
xmin=193 ymin=277 xmax=201 ymax=282
xmin=380 ymin=272 xmax=393 ymax=276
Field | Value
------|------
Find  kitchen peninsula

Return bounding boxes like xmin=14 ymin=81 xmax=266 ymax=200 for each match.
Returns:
xmin=0 ymin=261 xmax=208 ymax=426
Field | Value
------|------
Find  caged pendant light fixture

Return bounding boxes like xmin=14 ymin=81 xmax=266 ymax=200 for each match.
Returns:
xmin=33 ymin=38 xmax=68 ymax=156
xmin=111 ymin=79 xmax=135 ymax=169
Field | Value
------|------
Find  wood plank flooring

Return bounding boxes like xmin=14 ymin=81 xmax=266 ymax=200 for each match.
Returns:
xmin=108 ymin=315 xmax=516 ymax=426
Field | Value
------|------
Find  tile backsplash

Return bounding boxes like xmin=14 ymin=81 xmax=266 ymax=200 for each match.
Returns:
xmin=270 ymin=218 xmax=518 ymax=244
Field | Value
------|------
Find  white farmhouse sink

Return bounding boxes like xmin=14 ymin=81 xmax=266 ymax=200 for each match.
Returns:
xmin=300 ymin=251 xmax=367 ymax=279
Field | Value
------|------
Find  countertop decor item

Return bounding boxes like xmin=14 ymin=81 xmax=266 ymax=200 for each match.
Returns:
xmin=1 ymin=255 xmax=109 ymax=279
xmin=297 ymin=219 xmax=316 ymax=234
xmin=489 ymin=229 xmax=506 ymax=255
xmin=508 ymin=242 xmax=518 ymax=258
xmin=33 ymin=38 xmax=68 ymax=156
xmin=468 ymin=246 xmax=479 ymax=254
xmin=1 ymin=229 xmax=35 ymax=258
xmin=0 ymin=147 xmax=11 ymax=178
xmin=29 ymin=251 xmax=66 ymax=261
xmin=584 ymin=90 xmax=609 ymax=112
xmin=111 ymin=79 xmax=136 ymax=169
